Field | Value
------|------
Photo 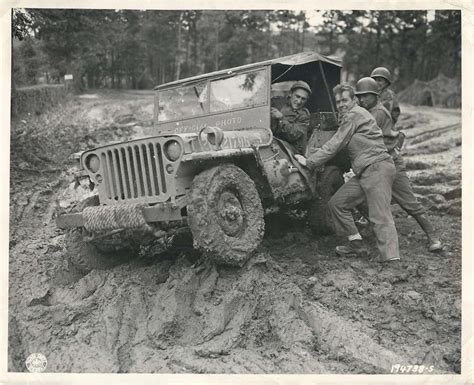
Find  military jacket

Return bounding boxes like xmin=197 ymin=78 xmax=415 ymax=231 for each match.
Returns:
xmin=306 ymin=104 xmax=390 ymax=176
xmin=272 ymin=102 xmax=310 ymax=155
xmin=379 ymin=88 xmax=401 ymax=123
xmin=369 ymin=102 xmax=399 ymax=152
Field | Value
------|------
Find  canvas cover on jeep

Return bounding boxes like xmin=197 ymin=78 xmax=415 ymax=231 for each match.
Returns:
xmin=153 ymin=52 xmax=342 ymax=135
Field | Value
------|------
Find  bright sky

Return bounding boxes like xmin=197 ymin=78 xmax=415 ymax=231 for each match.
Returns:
xmin=307 ymin=10 xmax=324 ymax=28
xmin=305 ymin=9 xmax=436 ymax=30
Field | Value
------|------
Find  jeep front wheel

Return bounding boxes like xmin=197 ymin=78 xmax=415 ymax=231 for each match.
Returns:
xmin=187 ymin=164 xmax=265 ymax=266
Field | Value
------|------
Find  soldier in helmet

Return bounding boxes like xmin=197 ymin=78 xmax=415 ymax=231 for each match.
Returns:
xmin=371 ymin=67 xmax=401 ymax=123
xmin=355 ymin=77 xmax=442 ymax=252
xmin=295 ymin=83 xmax=400 ymax=262
xmin=271 ymin=81 xmax=311 ymax=154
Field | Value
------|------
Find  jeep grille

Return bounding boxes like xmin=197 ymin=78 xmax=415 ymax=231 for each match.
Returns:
xmin=89 ymin=138 xmax=178 ymax=205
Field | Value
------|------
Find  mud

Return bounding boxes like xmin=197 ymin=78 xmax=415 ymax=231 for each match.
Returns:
xmin=8 ymin=94 xmax=462 ymax=374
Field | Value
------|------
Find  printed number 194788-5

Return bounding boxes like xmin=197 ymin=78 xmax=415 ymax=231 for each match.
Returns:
xmin=391 ymin=364 xmax=434 ymax=374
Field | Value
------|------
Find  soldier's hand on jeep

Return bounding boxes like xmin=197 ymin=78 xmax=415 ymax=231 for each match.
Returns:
xmin=294 ymin=154 xmax=307 ymax=166
xmin=271 ymin=107 xmax=283 ymax=119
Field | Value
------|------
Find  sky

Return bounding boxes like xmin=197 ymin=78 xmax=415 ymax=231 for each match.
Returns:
xmin=306 ymin=9 xmax=436 ymax=30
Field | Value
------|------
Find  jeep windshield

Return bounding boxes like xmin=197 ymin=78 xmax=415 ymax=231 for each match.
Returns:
xmin=157 ymin=69 xmax=267 ymax=122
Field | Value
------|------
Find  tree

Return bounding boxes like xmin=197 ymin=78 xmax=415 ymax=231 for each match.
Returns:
xmin=12 ymin=9 xmax=461 ymax=90
xmin=316 ymin=10 xmax=460 ymax=90
xmin=12 ymin=9 xmax=33 ymax=40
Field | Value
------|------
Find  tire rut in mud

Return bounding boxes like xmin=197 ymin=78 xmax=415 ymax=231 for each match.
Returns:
xmin=9 ymin=248 xmax=424 ymax=373
xmin=8 ymin=96 xmax=461 ymax=374
xmin=9 ymin=159 xmax=460 ymax=373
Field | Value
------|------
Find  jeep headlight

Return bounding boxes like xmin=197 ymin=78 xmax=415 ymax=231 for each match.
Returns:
xmin=84 ymin=154 xmax=100 ymax=173
xmin=164 ymin=140 xmax=182 ymax=162
xmin=206 ymin=127 xmax=224 ymax=147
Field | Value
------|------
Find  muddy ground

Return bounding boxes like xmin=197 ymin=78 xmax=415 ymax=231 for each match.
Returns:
xmin=8 ymin=90 xmax=462 ymax=373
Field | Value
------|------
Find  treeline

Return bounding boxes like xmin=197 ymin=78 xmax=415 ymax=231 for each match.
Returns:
xmin=12 ymin=9 xmax=460 ymax=91
xmin=318 ymin=11 xmax=461 ymax=90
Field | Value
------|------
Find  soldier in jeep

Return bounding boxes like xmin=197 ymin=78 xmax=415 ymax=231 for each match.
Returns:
xmin=270 ymin=81 xmax=311 ymax=154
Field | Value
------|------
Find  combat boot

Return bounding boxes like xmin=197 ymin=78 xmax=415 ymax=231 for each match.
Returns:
xmin=335 ymin=240 xmax=368 ymax=257
xmin=413 ymin=214 xmax=442 ymax=252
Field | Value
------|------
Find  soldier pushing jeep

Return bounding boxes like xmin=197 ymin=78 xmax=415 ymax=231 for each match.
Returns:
xmin=355 ymin=77 xmax=442 ymax=252
xmin=295 ymin=83 xmax=400 ymax=262
xmin=370 ymin=66 xmax=401 ymax=123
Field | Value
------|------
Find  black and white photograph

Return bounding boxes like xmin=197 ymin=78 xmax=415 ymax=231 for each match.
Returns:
xmin=2 ymin=3 xmax=471 ymax=383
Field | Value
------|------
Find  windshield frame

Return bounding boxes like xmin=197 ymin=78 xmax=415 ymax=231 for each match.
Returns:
xmin=156 ymin=66 xmax=270 ymax=124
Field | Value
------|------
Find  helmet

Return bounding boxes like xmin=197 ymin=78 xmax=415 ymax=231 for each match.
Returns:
xmin=291 ymin=81 xmax=312 ymax=95
xmin=355 ymin=77 xmax=379 ymax=95
xmin=370 ymin=67 xmax=392 ymax=84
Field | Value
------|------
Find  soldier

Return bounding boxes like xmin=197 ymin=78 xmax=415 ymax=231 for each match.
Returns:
xmin=271 ymin=81 xmax=311 ymax=154
xmin=355 ymin=77 xmax=442 ymax=252
xmin=295 ymin=83 xmax=400 ymax=262
xmin=371 ymin=67 xmax=401 ymax=123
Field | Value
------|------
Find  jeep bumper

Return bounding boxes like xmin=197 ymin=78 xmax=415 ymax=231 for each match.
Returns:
xmin=56 ymin=203 xmax=184 ymax=231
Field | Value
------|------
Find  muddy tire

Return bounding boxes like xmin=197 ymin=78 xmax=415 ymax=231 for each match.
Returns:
xmin=187 ymin=164 xmax=265 ymax=266
xmin=64 ymin=195 xmax=138 ymax=272
xmin=308 ymin=166 xmax=344 ymax=235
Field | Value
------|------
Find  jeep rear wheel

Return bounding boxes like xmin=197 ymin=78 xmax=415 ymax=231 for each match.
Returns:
xmin=308 ymin=165 xmax=344 ymax=235
xmin=187 ymin=164 xmax=264 ymax=266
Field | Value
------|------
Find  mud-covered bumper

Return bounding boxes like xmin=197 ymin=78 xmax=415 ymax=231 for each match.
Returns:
xmin=56 ymin=203 xmax=184 ymax=231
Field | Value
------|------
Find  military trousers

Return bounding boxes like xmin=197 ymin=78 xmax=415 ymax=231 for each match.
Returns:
xmin=391 ymin=151 xmax=426 ymax=216
xmin=328 ymin=158 xmax=400 ymax=261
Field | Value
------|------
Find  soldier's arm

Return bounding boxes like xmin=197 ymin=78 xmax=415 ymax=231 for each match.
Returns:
xmin=391 ymin=94 xmax=401 ymax=123
xmin=373 ymin=109 xmax=399 ymax=137
xmin=391 ymin=110 xmax=400 ymax=124
xmin=381 ymin=90 xmax=394 ymax=111
xmin=306 ymin=114 xmax=357 ymax=169
xmin=276 ymin=112 xmax=309 ymax=143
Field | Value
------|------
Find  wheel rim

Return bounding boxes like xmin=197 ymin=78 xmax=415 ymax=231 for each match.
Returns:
xmin=217 ymin=190 xmax=244 ymax=237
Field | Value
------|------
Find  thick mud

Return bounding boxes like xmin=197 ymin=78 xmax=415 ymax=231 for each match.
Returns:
xmin=8 ymin=92 xmax=462 ymax=373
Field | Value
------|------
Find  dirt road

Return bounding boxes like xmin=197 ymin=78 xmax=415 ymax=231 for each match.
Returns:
xmin=8 ymin=91 xmax=462 ymax=373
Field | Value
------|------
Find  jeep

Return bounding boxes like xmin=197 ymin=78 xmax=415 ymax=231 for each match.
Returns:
xmin=56 ymin=51 xmax=349 ymax=269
